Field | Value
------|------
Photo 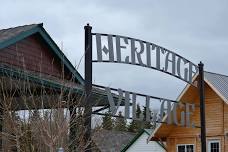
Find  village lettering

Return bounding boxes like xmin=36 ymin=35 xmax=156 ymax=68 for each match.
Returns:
xmin=106 ymin=87 xmax=195 ymax=128
xmin=95 ymin=34 xmax=198 ymax=84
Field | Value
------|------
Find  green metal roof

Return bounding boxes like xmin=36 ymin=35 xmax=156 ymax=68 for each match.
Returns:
xmin=0 ymin=24 xmax=123 ymax=107
xmin=0 ymin=64 xmax=83 ymax=94
xmin=0 ymin=64 xmax=121 ymax=107
xmin=0 ymin=23 xmax=84 ymax=85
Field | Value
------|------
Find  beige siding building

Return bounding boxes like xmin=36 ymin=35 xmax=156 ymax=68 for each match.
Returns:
xmin=150 ymin=72 xmax=228 ymax=152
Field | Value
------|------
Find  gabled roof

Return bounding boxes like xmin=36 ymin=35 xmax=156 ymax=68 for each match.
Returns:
xmin=92 ymin=129 xmax=135 ymax=152
xmin=149 ymin=71 xmax=228 ymax=141
xmin=121 ymin=129 xmax=166 ymax=152
xmin=0 ymin=23 xmax=84 ymax=85
xmin=0 ymin=24 xmax=38 ymax=43
xmin=0 ymin=24 xmax=127 ymax=109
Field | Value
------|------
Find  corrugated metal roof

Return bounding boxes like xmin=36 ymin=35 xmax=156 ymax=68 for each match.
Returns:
xmin=205 ymin=71 xmax=228 ymax=103
xmin=0 ymin=24 xmax=38 ymax=43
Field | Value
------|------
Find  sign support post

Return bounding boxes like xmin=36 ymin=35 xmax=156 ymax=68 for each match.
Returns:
xmin=84 ymin=24 xmax=92 ymax=152
xmin=83 ymin=25 xmax=206 ymax=151
xmin=199 ymin=62 xmax=206 ymax=152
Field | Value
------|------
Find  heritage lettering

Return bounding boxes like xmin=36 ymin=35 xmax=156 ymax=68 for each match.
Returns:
xmin=105 ymin=87 xmax=195 ymax=128
xmin=95 ymin=34 xmax=198 ymax=84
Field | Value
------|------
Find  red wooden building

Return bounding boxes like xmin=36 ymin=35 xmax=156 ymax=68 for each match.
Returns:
xmin=0 ymin=23 xmax=110 ymax=151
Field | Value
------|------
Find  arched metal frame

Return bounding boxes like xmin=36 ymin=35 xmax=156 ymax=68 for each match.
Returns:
xmin=92 ymin=33 xmax=199 ymax=86
xmin=82 ymin=24 xmax=206 ymax=152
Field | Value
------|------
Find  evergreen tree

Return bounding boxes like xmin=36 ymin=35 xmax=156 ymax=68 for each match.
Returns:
xmin=142 ymin=106 xmax=152 ymax=129
xmin=128 ymin=120 xmax=138 ymax=132
xmin=102 ymin=112 xmax=113 ymax=130
xmin=136 ymin=104 xmax=142 ymax=118
xmin=128 ymin=104 xmax=142 ymax=132
xmin=128 ymin=105 xmax=155 ymax=132
xmin=114 ymin=111 xmax=127 ymax=131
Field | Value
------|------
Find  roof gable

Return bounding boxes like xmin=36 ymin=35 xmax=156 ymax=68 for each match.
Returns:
xmin=121 ymin=129 xmax=165 ymax=152
xmin=149 ymin=71 xmax=228 ymax=141
xmin=0 ymin=24 xmax=84 ymax=85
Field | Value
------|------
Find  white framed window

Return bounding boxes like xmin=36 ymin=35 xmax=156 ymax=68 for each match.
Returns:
xmin=208 ymin=140 xmax=220 ymax=152
xmin=177 ymin=144 xmax=194 ymax=152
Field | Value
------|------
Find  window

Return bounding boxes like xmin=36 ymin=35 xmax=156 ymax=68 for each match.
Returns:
xmin=177 ymin=144 xmax=194 ymax=152
xmin=208 ymin=140 xmax=220 ymax=152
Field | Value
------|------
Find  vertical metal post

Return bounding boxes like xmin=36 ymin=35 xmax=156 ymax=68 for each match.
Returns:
xmin=84 ymin=24 xmax=92 ymax=152
xmin=199 ymin=62 xmax=206 ymax=152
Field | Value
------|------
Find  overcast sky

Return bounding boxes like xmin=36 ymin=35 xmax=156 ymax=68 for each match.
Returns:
xmin=1 ymin=0 xmax=228 ymax=102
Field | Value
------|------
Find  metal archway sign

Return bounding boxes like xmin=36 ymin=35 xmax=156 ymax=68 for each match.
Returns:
xmin=83 ymin=24 xmax=206 ymax=152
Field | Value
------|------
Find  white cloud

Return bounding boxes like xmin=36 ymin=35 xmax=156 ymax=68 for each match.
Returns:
xmin=1 ymin=0 xmax=228 ymax=102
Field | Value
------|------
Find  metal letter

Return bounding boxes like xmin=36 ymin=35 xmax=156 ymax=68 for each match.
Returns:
xmin=165 ymin=51 xmax=176 ymax=75
xmin=146 ymin=96 xmax=151 ymax=122
xmin=124 ymin=91 xmax=130 ymax=119
xmin=132 ymin=93 xmax=137 ymax=120
xmin=189 ymin=62 xmax=199 ymax=84
xmin=172 ymin=103 xmax=178 ymax=125
xmin=156 ymin=46 xmax=165 ymax=70
xmin=105 ymin=87 xmax=123 ymax=115
xmin=177 ymin=57 xmax=188 ymax=81
xmin=151 ymin=112 xmax=158 ymax=125
xmin=173 ymin=102 xmax=186 ymax=126
xmin=96 ymin=34 xmax=114 ymax=62
xmin=146 ymin=43 xmax=152 ymax=67
xmin=186 ymin=103 xmax=195 ymax=127
xmin=116 ymin=35 xmax=129 ymax=63
xmin=179 ymin=103 xmax=186 ymax=126
xmin=160 ymin=100 xmax=172 ymax=124
xmin=131 ymin=39 xmax=145 ymax=66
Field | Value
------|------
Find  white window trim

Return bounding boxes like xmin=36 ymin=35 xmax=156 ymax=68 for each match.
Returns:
xmin=176 ymin=144 xmax=195 ymax=152
xmin=208 ymin=139 xmax=221 ymax=152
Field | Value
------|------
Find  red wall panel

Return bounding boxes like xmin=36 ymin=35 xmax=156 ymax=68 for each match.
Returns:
xmin=0 ymin=34 xmax=70 ymax=80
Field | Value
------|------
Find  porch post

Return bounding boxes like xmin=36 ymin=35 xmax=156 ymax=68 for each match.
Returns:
xmin=84 ymin=23 xmax=92 ymax=152
xmin=199 ymin=62 xmax=206 ymax=152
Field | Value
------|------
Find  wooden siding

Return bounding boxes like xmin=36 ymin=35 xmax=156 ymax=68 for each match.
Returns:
xmin=155 ymin=82 xmax=228 ymax=152
xmin=0 ymin=34 xmax=71 ymax=80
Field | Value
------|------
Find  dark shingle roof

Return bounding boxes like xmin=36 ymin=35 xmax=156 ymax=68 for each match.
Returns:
xmin=0 ymin=24 xmax=39 ymax=43
xmin=92 ymin=130 xmax=135 ymax=152
xmin=0 ymin=23 xmax=125 ymax=107
xmin=0 ymin=23 xmax=84 ymax=84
